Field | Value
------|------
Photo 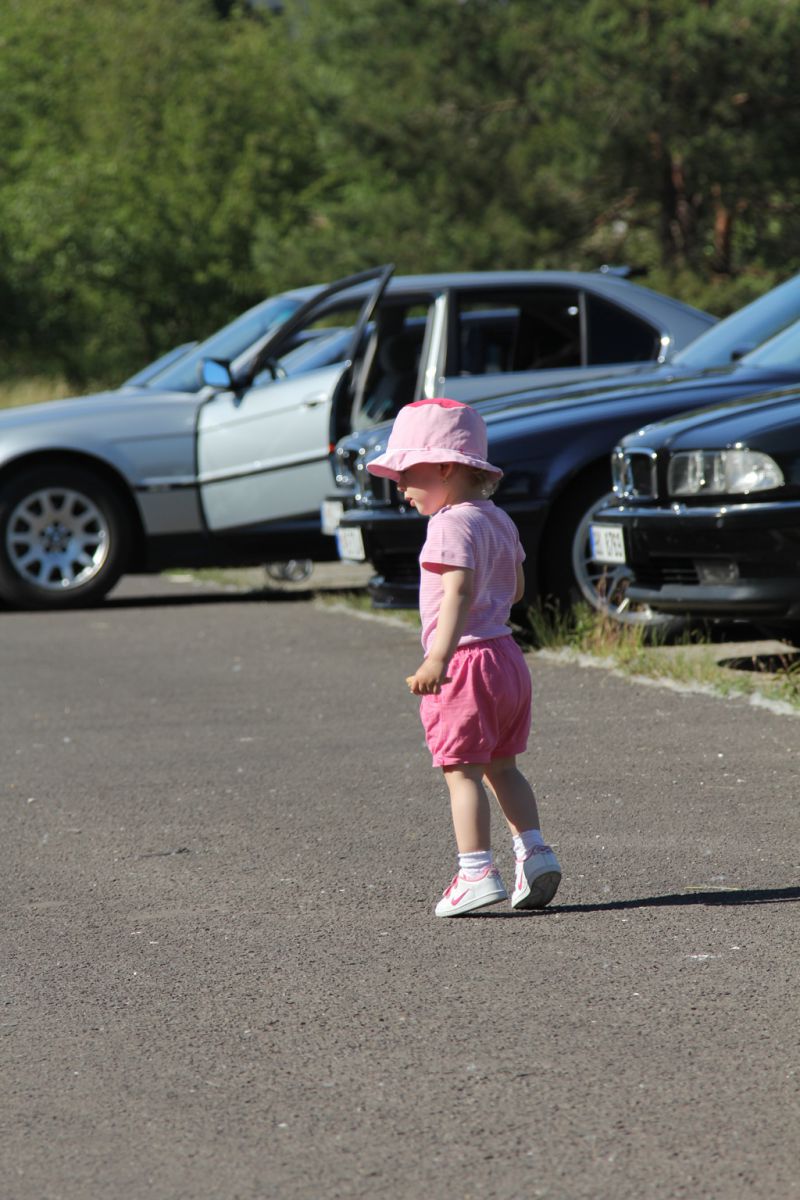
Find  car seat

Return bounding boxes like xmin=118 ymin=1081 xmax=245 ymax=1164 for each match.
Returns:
xmin=358 ymin=329 xmax=420 ymax=425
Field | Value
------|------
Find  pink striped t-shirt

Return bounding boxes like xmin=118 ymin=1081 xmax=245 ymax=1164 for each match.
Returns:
xmin=418 ymin=500 xmax=525 ymax=655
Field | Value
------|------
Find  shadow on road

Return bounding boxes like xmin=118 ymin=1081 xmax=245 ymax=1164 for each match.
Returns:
xmin=467 ymin=885 xmax=800 ymax=917
xmin=102 ymin=587 xmax=320 ymax=609
xmin=0 ymin=585 xmax=368 ymax=613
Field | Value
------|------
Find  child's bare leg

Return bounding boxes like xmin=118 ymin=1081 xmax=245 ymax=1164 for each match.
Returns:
xmin=482 ymin=755 xmax=540 ymax=835
xmin=442 ymin=763 xmax=491 ymax=851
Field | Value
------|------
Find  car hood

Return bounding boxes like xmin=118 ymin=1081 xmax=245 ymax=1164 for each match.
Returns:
xmin=619 ymin=384 xmax=800 ymax=454
xmin=0 ymin=387 xmax=201 ymax=436
xmin=481 ymin=362 xmax=773 ymax=420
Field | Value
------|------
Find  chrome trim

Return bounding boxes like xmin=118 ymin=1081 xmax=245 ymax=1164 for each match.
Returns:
xmin=607 ymin=498 xmax=800 ymax=519
xmin=138 ymin=475 xmax=199 ymax=491
xmin=612 ymin=446 xmax=658 ymax=499
xmin=422 ymin=293 xmax=448 ymax=398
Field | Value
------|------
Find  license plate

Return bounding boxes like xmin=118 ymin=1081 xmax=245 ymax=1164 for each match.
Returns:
xmin=590 ymin=523 xmax=626 ymax=564
xmin=336 ymin=526 xmax=366 ymax=562
xmin=321 ymin=499 xmax=344 ymax=536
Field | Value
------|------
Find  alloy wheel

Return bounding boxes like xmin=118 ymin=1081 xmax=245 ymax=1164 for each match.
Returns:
xmin=571 ymin=491 xmax=673 ymax=628
xmin=5 ymin=486 xmax=110 ymax=592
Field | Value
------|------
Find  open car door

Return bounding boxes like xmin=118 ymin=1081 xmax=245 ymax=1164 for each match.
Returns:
xmin=196 ymin=265 xmax=394 ymax=533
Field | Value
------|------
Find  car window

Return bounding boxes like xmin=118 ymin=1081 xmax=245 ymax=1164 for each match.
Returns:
xmin=147 ymin=293 xmax=305 ymax=393
xmin=247 ymin=301 xmax=367 ymax=387
xmin=739 ymin=315 xmax=800 ymax=369
xmin=124 ymin=341 xmax=198 ymax=388
xmin=274 ymin=328 xmax=354 ymax=376
xmin=452 ymin=290 xmax=582 ymax=375
xmin=248 ymin=300 xmax=376 ymax=389
xmin=293 ymin=300 xmax=365 ymax=335
xmin=351 ymin=301 xmax=433 ymax=430
xmin=673 ymin=272 xmax=800 ymax=369
xmin=585 ymin=294 xmax=658 ymax=363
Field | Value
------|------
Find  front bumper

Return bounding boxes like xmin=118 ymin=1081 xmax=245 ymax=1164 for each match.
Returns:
xmin=337 ymin=506 xmax=426 ymax=607
xmin=595 ymin=500 xmax=800 ymax=619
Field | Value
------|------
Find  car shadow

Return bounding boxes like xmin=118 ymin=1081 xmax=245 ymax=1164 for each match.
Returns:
xmin=0 ymin=585 xmax=367 ymax=614
xmin=463 ymin=884 xmax=800 ymax=917
xmin=101 ymin=587 xmax=320 ymax=609
xmin=718 ymin=651 xmax=800 ymax=673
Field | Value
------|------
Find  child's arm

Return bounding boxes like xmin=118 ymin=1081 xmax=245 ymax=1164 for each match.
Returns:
xmin=513 ymin=562 xmax=525 ymax=605
xmin=407 ymin=566 xmax=473 ymax=695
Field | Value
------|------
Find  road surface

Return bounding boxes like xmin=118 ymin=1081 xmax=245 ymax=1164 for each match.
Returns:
xmin=2 ymin=575 xmax=798 ymax=1199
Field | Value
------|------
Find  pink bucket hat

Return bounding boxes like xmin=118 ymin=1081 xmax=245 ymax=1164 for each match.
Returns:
xmin=366 ymin=398 xmax=502 ymax=483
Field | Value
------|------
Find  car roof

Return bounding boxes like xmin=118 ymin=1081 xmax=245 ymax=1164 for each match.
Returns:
xmin=320 ymin=269 xmax=712 ymax=321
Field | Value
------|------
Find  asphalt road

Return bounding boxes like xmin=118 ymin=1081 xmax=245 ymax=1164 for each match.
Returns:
xmin=2 ymin=575 xmax=799 ymax=1200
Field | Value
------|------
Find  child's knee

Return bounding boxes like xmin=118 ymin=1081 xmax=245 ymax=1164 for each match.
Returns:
xmin=484 ymin=755 xmax=517 ymax=784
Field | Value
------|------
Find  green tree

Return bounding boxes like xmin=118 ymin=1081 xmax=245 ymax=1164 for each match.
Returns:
xmin=0 ymin=0 xmax=321 ymax=381
xmin=560 ymin=0 xmax=800 ymax=284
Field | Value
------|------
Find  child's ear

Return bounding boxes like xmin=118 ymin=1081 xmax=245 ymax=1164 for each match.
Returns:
xmin=439 ymin=462 xmax=455 ymax=480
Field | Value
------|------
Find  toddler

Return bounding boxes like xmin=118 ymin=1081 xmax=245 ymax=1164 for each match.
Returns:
xmin=367 ymin=398 xmax=561 ymax=917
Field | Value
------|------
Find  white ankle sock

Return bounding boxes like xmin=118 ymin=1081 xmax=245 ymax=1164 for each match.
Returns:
xmin=458 ymin=850 xmax=494 ymax=879
xmin=513 ymin=829 xmax=545 ymax=860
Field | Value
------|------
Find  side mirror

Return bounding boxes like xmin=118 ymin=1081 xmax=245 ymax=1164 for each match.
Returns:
xmin=202 ymin=358 xmax=234 ymax=389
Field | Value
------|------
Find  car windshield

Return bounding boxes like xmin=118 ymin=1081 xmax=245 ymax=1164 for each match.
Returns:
xmin=673 ymin=273 xmax=800 ymax=370
xmin=739 ymin=316 xmax=800 ymax=369
xmin=122 ymin=341 xmax=198 ymax=387
xmin=146 ymin=292 xmax=307 ymax=393
xmin=275 ymin=327 xmax=353 ymax=375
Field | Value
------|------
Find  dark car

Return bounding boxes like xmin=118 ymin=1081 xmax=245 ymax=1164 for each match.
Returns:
xmin=590 ymin=383 xmax=800 ymax=633
xmin=0 ymin=264 xmax=712 ymax=611
xmin=328 ymin=277 xmax=800 ymax=626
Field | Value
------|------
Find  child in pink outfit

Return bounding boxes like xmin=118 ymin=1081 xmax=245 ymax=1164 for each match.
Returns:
xmin=368 ymin=398 xmax=561 ymax=917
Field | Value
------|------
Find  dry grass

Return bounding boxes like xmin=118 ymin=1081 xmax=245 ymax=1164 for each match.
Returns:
xmin=0 ymin=377 xmax=77 ymax=409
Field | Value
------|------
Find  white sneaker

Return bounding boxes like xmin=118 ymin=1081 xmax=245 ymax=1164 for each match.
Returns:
xmin=434 ymin=867 xmax=508 ymax=917
xmin=511 ymin=845 xmax=561 ymax=910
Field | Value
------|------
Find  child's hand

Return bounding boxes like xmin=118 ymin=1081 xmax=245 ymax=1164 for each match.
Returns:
xmin=406 ymin=657 xmax=451 ymax=695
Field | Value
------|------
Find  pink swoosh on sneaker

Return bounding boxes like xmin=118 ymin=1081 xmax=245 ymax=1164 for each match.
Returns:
xmin=450 ymin=889 xmax=469 ymax=906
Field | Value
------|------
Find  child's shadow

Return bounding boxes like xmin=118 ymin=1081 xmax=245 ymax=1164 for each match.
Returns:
xmin=467 ymin=884 xmax=800 ymax=917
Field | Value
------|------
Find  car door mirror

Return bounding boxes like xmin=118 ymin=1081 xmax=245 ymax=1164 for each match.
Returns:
xmin=202 ymin=358 xmax=234 ymax=389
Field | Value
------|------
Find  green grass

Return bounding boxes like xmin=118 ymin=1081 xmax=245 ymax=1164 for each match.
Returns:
xmin=522 ymin=602 xmax=800 ymax=712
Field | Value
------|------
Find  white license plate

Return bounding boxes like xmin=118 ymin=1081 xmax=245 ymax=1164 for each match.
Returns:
xmin=590 ymin=523 xmax=626 ymax=564
xmin=336 ymin=526 xmax=366 ymax=562
xmin=321 ymin=499 xmax=344 ymax=536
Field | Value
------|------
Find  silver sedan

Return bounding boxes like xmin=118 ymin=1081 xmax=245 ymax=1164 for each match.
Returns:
xmin=0 ymin=264 xmax=714 ymax=609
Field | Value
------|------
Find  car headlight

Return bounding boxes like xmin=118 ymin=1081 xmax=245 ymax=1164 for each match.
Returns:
xmin=667 ymin=449 xmax=784 ymax=497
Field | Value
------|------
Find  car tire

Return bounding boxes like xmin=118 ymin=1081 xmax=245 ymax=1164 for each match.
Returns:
xmin=0 ymin=463 xmax=130 ymax=610
xmin=543 ymin=472 xmax=681 ymax=633
xmin=265 ymin=559 xmax=314 ymax=583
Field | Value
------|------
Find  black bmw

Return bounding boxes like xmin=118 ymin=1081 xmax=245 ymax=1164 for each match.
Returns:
xmin=329 ymin=296 xmax=800 ymax=627
xmin=592 ymin=386 xmax=800 ymax=632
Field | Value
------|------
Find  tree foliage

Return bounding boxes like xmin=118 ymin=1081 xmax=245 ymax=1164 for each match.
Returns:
xmin=2 ymin=0 xmax=799 ymax=384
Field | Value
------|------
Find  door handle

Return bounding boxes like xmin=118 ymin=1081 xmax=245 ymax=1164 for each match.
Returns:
xmin=302 ymin=393 xmax=327 ymax=408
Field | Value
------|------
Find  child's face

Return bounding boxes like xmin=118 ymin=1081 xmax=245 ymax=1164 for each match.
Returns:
xmin=396 ymin=462 xmax=452 ymax=516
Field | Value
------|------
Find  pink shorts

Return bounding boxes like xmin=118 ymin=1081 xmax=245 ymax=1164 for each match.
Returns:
xmin=419 ymin=635 xmax=532 ymax=768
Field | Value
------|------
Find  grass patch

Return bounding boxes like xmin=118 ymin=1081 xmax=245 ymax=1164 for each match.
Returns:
xmin=523 ymin=602 xmax=800 ymax=712
xmin=315 ymin=589 xmax=422 ymax=629
xmin=0 ymin=377 xmax=78 ymax=409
